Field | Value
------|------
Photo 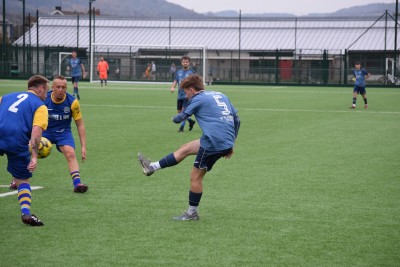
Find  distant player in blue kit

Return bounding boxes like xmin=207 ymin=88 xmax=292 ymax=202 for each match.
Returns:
xmin=67 ymin=50 xmax=86 ymax=100
xmin=170 ymin=56 xmax=196 ymax=132
xmin=43 ymin=75 xmax=88 ymax=193
xmin=0 ymin=75 xmax=49 ymax=226
xmin=350 ymin=62 xmax=370 ymax=109
xmin=139 ymin=74 xmax=240 ymax=221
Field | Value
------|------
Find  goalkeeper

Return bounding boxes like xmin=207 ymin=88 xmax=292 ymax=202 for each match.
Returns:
xmin=97 ymin=56 xmax=109 ymax=87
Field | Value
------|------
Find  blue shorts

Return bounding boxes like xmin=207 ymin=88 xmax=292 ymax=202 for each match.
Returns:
xmin=43 ymin=130 xmax=75 ymax=152
xmin=0 ymin=149 xmax=32 ymax=179
xmin=194 ymin=147 xmax=233 ymax=172
xmin=353 ymin=85 xmax=366 ymax=95
xmin=177 ymin=98 xmax=189 ymax=111
xmin=71 ymin=76 xmax=81 ymax=84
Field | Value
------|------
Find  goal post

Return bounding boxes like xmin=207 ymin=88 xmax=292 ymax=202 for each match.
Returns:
xmin=58 ymin=52 xmax=72 ymax=79
xmin=90 ymin=43 xmax=207 ymax=83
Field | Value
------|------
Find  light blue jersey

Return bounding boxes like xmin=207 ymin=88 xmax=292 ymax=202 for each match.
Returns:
xmin=353 ymin=68 xmax=369 ymax=87
xmin=175 ymin=68 xmax=195 ymax=100
xmin=183 ymin=91 xmax=238 ymax=151
xmin=69 ymin=58 xmax=83 ymax=77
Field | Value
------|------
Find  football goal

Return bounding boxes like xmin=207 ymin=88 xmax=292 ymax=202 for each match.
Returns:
xmin=58 ymin=52 xmax=72 ymax=79
xmin=57 ymin=51 xmax=89 ymax=81
xmin=90 ymin=43 xmax=207 ymax=83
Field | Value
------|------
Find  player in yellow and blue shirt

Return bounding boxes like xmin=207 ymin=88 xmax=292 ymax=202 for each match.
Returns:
xmin=0 ymin=75 xmax=49 ymax=226
xmin=43 ymin=75 xmax=88 ymax=193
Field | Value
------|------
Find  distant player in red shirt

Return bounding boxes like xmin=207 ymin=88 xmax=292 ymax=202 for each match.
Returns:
xmin=97 ymin=57 xmax=109 ymax=87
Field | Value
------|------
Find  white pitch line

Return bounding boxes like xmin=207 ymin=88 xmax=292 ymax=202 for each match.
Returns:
xmin=0 ymin=186 xmax=44 ymax=198
xmin=83 ymin=104 xmax=172 ymax=109
xmin=241 ymin=108 xmax=400 ymax=114
xmin=81 ymin=104 xmax=400 ymax=114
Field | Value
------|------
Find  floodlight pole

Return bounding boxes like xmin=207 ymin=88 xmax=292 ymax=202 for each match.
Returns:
xmin=93 ymin=7 xmax=95 ymax=44
xmin=36 ymin=10 xmax=39 ymax=74
xmin=238 ymin=9 xmax=241 ymax=83
xmin=2 ymin=0 xmax=6 ymax=76
xmin=395 ymin=0 xmax=398 ymax=74
xmin=20 ymin=0 xmax=26 ymax=75
xmin=89 ymin=0 xmax=95 ymax=76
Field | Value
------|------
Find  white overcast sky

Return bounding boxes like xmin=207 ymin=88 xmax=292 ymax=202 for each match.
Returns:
xmin=166 ymin=0 xmax=396 ymax=15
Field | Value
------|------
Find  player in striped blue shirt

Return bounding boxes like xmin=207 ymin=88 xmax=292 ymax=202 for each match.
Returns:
xmin=170 ymin=56 xmax=196 ymax=132
xmin=0 ymin=75 xmax=49 ymax=226
xmin=139 ymin=74 xmax=240 ymax=221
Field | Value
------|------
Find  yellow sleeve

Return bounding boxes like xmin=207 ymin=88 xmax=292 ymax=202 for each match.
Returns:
xmin=0 ymin=96 xmax=2 ymax=103
xmin=71 ymin=99 xmax=83 ymax=121
xmin=33 ymin=105 xmax=48 ymax=130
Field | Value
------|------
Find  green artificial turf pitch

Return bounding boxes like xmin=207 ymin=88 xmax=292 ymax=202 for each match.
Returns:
xmin=1 ymin=80 xmax=399 ymax=266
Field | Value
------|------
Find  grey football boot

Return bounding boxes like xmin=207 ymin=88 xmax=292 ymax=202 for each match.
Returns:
xmin=173 ymin=211 xmax=200 ymax=221
xmin=137 ymin=153 xmax=155 ymax=176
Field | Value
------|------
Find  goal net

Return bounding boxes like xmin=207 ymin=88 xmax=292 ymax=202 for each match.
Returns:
xmin=58 ymin=52 xmax=72 ymax=79
xmin=57 ymin=50 xmax=88 ymax=80
xmin=90 ymin=43 xmax=207 ymax=83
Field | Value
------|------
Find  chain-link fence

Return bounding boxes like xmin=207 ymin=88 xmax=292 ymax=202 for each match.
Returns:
xmin=1 ymin=44 xmax=397 ymax=86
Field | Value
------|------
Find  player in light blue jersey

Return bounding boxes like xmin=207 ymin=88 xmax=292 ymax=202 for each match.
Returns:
xmin=170 ymin=56 xmax=196 ymax=132
xmin=139 ymin=74 xmax=240 ymax=221
xmin=0 ymin=75 xmax=49 ymax=226
xmin=43 ymin=75 xmax=88 ymax=193
xmin=67 ymin=50 xmax=86 ymax=100
xmin=350 ymin=62 xmax=370 ymax=109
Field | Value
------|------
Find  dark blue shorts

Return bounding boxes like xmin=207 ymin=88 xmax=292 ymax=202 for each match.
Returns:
xmin=194 ymin=147 xmax=233 ymax=172
xmin=1 ymin=149 xmax=32 ymax=179
xmin=177 ymin=98 xmax=189 ymax=111
xmin=353 ymin=85 xmax=366 ymax=95
xmin=43 ymin=130 xmax=75 ymax=152
xmin=71 ymin=76 xmax=81 ymax=84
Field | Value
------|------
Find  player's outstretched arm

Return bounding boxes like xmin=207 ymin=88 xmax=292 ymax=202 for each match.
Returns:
xmin=75 ymin=118 xmax=87 ymax=162
xmin=170 ymin=80 xmax=177 ymax=93
xmin=172 ymin=112 xmax=189 ymax=124
xmin=81 ymin=63 xmax=86 ymax=79
xmin=233 ymin=113 xmax=241 ymax=138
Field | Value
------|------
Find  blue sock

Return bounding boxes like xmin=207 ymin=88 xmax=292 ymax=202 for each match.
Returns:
xmin=159 ymin=153 xmax=178 ymax=168
xmin=180 ymin=121 xmax=186 ymax=128
xmin=71 ymin=171 xmax=81 ymax=188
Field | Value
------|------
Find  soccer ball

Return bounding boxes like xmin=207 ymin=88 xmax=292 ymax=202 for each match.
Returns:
xmin=37 ymin=137 xmax=52 ymax=159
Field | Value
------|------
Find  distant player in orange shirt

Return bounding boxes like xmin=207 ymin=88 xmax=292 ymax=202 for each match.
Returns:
xmin=97 ymin=57 xmax=109 ymax=87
